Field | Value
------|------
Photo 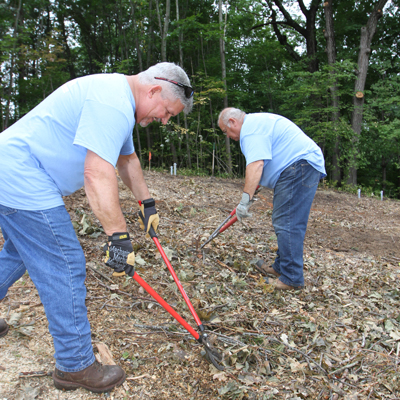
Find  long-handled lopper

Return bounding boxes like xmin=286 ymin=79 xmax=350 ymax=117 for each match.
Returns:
xmin=105 ymin=206 xmax=224 ymax=370
xmin=201 ymin=185 xmax=262 ymax=249
xmin=200 ymin=209 xmax=238 ymax=249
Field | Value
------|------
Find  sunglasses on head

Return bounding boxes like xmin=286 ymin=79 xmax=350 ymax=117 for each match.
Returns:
xmin=154 ymin=77 xmax=194 ymax=99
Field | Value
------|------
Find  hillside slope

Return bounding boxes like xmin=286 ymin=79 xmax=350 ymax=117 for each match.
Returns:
xmin=1 ymin=171 xmax=399 ymax=399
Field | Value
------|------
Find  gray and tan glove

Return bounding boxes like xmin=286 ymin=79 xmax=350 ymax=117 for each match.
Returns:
xmin=138 ymin=198 xmax=159 ymax=238
xmin=102 ymin=232 xmax=135 ymax=276
xmin=236 ymin=192 xmax=254 ymax=221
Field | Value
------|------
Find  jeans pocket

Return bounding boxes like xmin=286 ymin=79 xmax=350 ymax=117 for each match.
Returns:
xmin=279 ymin=163 xmax=296 ymax=181
xmin=301 ymin=163 xmax=320 ymax=188
xmin=0 ymin=204 xmax=17 ymax=216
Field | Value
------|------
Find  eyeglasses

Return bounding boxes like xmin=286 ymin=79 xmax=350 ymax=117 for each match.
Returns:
xmin=154 ymin=77 xmax=194 ymax=99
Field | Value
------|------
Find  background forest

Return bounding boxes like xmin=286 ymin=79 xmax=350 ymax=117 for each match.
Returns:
xmin=1 ymin=0 xmax=399 ymax=197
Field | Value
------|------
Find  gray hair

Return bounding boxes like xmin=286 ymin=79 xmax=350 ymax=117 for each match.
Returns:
xmin=138 ymin=62 xmax=193 ymax=114
xmin=218 ymin=107 xmax=246 ymax=127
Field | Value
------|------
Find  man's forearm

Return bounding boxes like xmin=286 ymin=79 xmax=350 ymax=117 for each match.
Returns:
xmin=84 ymin=151 xmax=127 ymax=236
xmin=117 ymin=153 xmax=151 ymax=201
xmin=243 ymin=160 xmax=264 ymax=198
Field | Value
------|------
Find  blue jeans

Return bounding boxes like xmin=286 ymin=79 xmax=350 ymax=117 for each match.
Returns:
xmin=0 ymin=204 xmax=95 ymax=372
xmin=271 ymin=160 xmax=320 ymax=287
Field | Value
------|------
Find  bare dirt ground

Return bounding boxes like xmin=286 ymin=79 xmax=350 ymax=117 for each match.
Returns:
xmin=1 ymin=171 xmax=400 ymax=400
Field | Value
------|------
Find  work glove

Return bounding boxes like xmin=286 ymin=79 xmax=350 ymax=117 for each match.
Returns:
xmin=102 ymin=232 xmax=135 ymax=277
xmin=138 ymin=198 xmax=159 ymax=238
xmin=236 ymin=192 xmax=254 ymax=222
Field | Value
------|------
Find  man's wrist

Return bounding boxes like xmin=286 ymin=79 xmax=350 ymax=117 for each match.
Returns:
xmin=108 ymin=232 xmax=130 ymax=242
xmin=142 ymin=198 xmax=156 ymax=208
xmin=240 ymin=192 xmax=251 ymax=205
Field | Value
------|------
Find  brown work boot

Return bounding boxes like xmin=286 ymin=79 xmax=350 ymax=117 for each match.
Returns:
xmin=255 ymin=260 xmax=280 ymax=277
xmin=0 ymin=319 xmax=9 ymax=338
xmin=53 ymin=360 xmax=125 ymax=393
xmin=265 ymin=277 xmax=303 ymax=291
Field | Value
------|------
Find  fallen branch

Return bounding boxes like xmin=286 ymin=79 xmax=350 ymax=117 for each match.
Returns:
xmin=19 ymin=371 xmax=52 ymax=378
xmin=126 ymin=373 xmax=152 ymax=381
xmin=330 ymin=360 xmax=360 ymax=375
xmin=95 ymin=342 xmax=116 ymax=365
xmin=87 ymin=263 xmax=113 ymax=282
xmin=215 ymin=259 xmax=235 ymax=273
xmin=111 ymin=328 xmax=168 ymax=336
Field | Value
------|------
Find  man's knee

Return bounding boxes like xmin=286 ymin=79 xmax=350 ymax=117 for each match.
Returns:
xmin=0 ymin=262 xmax=27 ymax=299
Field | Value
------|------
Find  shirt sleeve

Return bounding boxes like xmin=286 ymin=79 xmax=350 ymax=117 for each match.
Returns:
xmin=241 ymin=134 xmax=272 ymax=166
xmin=120 ymin=133 xmax=135 ymax=155
xmin=73 ymin=100 xmax=133 ymax=166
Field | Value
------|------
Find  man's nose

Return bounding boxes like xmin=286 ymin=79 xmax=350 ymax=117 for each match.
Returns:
xmin=161 ymin=115 xmax=171 ymax=125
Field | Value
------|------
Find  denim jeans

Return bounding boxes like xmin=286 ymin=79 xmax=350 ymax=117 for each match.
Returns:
xmin=271 ymin=160 xmax=320 ymax=287
xmin=0 ymin=204 xmax=95 ymax=372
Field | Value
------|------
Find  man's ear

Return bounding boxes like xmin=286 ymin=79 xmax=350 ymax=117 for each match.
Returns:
xmin=228 ymin=117 xmax=236 ymax=127
xmin=148 ymin=85 xmax=162 ymax=98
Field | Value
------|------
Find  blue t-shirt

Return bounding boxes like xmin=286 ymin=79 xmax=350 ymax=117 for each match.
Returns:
xmin=240 ymin=113 xmax=326 ymax=189
xmin=0 ymin=73 xmax=136 ymax=210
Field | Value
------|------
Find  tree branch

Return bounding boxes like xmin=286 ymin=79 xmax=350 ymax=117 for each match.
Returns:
xmin=269 ymin=0 xmax=307 ymax=36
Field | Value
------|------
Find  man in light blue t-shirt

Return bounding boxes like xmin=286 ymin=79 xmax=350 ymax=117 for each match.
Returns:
xmin=0 ymin=62 xmax=193 ymax=393
xmin=218 ymin=107 xmax=326 ymax=291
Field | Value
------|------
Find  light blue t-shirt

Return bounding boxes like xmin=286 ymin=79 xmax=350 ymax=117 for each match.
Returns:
xmin=240 ymin=113 xmax=326 ymax=189
xmin=0 ymin=73 xmax=136 ymax=210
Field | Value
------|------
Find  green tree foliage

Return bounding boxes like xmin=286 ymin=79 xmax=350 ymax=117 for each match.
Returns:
xmin=1 ymin=0 xmax=69 ymax=125
xmin=361 ymin=61 xmax=400 ymax=196
xmin=1 ymin=0 xmax=399 ymax=196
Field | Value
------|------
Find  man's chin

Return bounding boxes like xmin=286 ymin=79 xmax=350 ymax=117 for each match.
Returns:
xmin=139 ymin=120 xmax=150 ymax=127
xmin=139 ymin=118 xmax=161 ymax=127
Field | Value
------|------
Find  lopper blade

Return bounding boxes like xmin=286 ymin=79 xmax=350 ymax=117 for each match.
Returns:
xmin=201 ymin=334 xmax=224 ymax=370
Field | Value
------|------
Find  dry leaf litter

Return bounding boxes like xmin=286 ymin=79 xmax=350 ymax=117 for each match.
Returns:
xmin=1 ymin=171 xmax=400 ymax=400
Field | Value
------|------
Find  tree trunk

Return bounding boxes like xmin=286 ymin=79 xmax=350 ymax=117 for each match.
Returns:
xmin=381 ymin=156 xmax=387 ymax=191
xmin=176 ymin=0 xmax=189 ymax=168
xmin=155 ymin=0 xmax=173 ymax=168
xmin=170 ymin=142 xmax=178 ymax=165
xmin=163 ymin=0 xmax=171 ymax=62
xmin=398 ymin=156 xmax=400 ymax=193
xmin=185 ymin=117 xmax=191 ymax=169
xmin=219 ymin=0 xmax=232 ymax=174
xmin=176 ymin=1 xmax=191 ymax=169
xmin=135 ymin=125 xmax=142 ymax=162
xmin=4 ymin=0 xmax=22 ymax=130
xmin=57 ymin=11 xmax=76 ymax=80
xmin=130 ymin=1 xmax=145 ymax=162
xmin=348 ymin=0 xmax=388 ymax=185
xmin=196 ymin=105 xmax=201 ymax=169
xmin=323 ymin=0 xmax=341 ymax=183
xmin=147 ymin=0 xmax=155 ymax=67
xmin=156 ymin=0 xmax=170 ymax=62
xmin=176 ymin=0 xmax=183 ymax=68
xmin=145 ymin=0 xmax=155 ymax=162
xmin=130 ymin=1 xmax=143 ymax=72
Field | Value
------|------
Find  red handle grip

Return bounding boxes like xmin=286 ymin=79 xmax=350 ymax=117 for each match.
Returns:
xmin=219 ymin=215 xmax=238 ymax=234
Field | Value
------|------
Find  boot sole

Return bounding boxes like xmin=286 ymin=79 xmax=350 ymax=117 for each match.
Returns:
xmin=53 ymin=371 xmax=126 ymax=393
xmin=264 ymin=277 xmax=304 ymax=291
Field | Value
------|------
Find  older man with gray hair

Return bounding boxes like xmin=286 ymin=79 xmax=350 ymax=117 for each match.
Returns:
xmin=0 ymin=62 xmax=193 ymax=393
xmin=218 ymin=107 xmax=326 ymax=291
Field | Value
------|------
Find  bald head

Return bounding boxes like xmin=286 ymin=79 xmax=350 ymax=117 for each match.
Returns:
xmin=218 ymin=107 xmax=246 ymax=127
xmin=218 ymin=107 xmax=246 ymax=141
